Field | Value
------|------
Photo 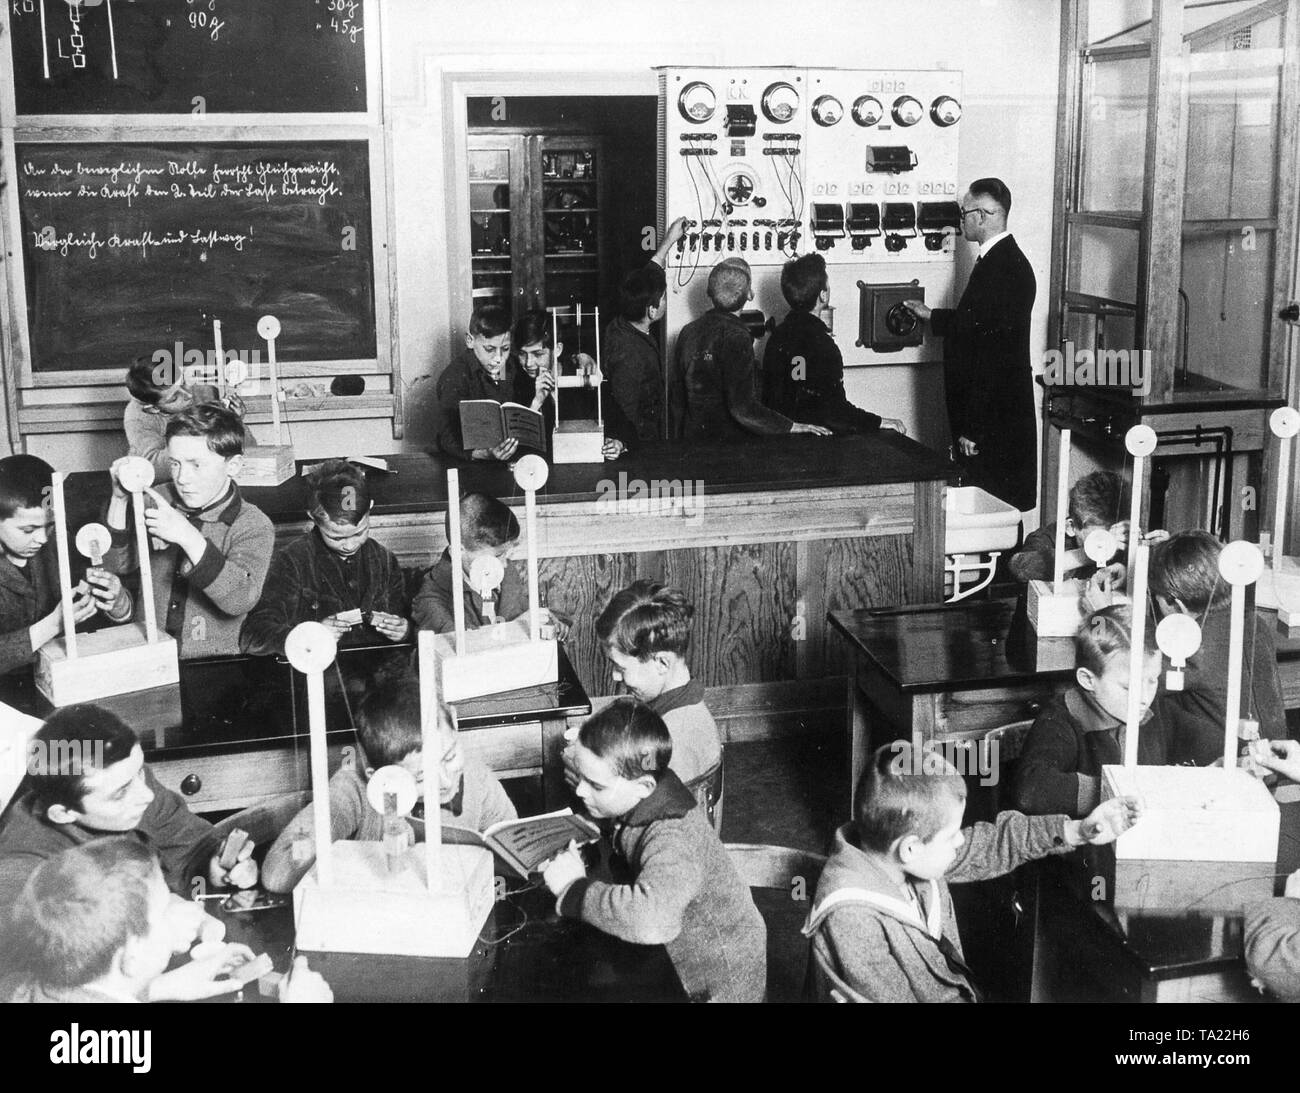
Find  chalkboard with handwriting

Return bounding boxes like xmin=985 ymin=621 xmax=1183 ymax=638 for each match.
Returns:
xmin=7 ymin=0 xmax=366 ymax=115
xmin=16 ymin=140 xmax=377 ymax=372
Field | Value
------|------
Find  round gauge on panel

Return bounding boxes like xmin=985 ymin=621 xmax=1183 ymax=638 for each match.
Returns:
xmin=678 ymin=81 xmax=717 ymax=124
xmin=930 ymin=95 xmax=962 ymax=127
xmin=891 ymin=95 xmax=924 ymax=126
xmin=811 ymin=94 xmax=844 ymax=127
xmin=761 ymin=81 xmax=800 ymax=123
xmin=852 ymin=94 xmax=884 ymax=127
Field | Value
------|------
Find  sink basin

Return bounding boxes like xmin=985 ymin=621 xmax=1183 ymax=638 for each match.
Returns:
xmin=945 ymin=487 xmax=1022 ymax=556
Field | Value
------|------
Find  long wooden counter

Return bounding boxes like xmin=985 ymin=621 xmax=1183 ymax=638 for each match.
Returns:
xmin=67 ymin=434 xmax=954 ymax=732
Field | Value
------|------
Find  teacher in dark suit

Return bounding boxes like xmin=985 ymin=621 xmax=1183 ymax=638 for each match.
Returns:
xmin=902 ymin=178 xmax=1037 ymax=512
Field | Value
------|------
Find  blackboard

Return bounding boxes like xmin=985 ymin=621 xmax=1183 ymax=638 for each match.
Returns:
xmin=16 ymin=140 xmax=377 ymax=373
xmin=7 ymin=0 xmax=366 ymax=115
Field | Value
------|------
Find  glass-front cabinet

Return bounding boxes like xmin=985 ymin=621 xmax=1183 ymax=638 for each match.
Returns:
xmin=1047 ymin=0 xmax=1300 ymax=541
xmin=467 ymin=133 xmax=607 ymax=312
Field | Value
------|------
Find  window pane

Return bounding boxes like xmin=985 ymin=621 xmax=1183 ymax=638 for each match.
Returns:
xmin=1184 ymin=63 xmax=1280 ymax=220
xmin=1068 ymin=224 xmax=1141 ymax=304
xmin=1080 ymin=58 xmax=1148 ymax=212
xmin=1088 ymin=0 xmax=1152 ymax=46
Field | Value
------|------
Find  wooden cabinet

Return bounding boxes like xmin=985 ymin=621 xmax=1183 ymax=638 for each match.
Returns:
xmin=468 ymin=132 xmax=608 ymax=312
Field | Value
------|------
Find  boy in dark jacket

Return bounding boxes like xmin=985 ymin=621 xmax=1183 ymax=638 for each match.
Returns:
xmin=542 ymin=697 xmax=766 ymax=1002
xmin=762 ymin=253 xmax=903 ymax=435
xmin=804 ymin=742 xmax=1138 ymax=1002
xmin=1244 ymin=740 xmax=1300 ymax=1000
xmin=435 ymin=304 xmax=528 ymax=462
xmin=1014 ymin=604 xmax=1169 ymax=817
xmin=240 ymin=460 xmax=409 ymax=655
xmin=1150 ymin=530 xmax=1287 ymax=764
xmin=1009 ymin=470 xmax=1128 ymax=584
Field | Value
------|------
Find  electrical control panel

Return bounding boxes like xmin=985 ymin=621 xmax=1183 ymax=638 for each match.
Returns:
xmin=658 ymin=67 xmax=963 ymax=371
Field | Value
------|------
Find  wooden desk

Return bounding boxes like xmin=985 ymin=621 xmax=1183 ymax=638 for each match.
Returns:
xmin=0 ymin=645 xmax=591 ymax=813
xmin=216 ymin=880 xmax=685 ymax=1003
xmin=829 ymin=595 xmax=1300 ymax=810
xmin=63 ymin=434 xmax=953 ymax=734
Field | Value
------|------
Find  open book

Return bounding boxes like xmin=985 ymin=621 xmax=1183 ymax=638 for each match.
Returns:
xmin=441 ymin=808 xmax=600 ymax=880
xmin=459 ymin=400 xmax=546 ymax=453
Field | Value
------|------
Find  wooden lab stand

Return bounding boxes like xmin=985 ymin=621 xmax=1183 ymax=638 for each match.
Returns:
xmin=35 ymin=461 xmax=179 ymax=707
xmin=290 ymin=623 xmax=495 ymax=963
xmin=1098 ymin=541 xmax=1280 ymax=911
xmin=1255 ymin=406 xmax=1300 ymax=628
xmin=233 ymin=315 xmax=296 ymax=488
xmin=550 ymin=304 xmax=605 ymax=464
xmin=431 ymin=457 xmax=559 ymax=703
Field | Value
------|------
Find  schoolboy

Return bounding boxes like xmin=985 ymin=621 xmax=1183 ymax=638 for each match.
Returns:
xmin=667 ymin=257 xmax=831 ymax=441
xmin=240 ymin=459 xmax=410 ymax=656
xmin=804 ymin=742 xmax=1138 ymax=1002
xmin=261 ymin=677 xmax=517 ymax=892
xmin=0 ymin=705 xmax=257 ymax=914
xmin=1244 ymin=739 xmax=1300 ymax=1001
xmin=435 ymin=304 xmax=524 ymax=462
xmin=122 ymin=355 xmax=243 ymax=484
xmin=0 ymin=837 xmax=331 ymax=1003
xmin=542 ymin=698 xmax=765 ymax=1002
xmin=1150 ymin=529 xmax=1287 ymax=764
xmin=411 ymin=492 xmax=529 ymax=633
xmin=762 ymin=253 xmax=904 ymax=435
xmin=1014 ymin=604 xmax=1170 ymax=817
xmin=595 ymin=579 xmax=721 ymax=786
xmin=104 ymin=403 xmax=274 ymax=659
xmin=603 ymin=217 xmax=684 ymax=441
xmin=1009 ymin=470 xmax=1127 ymax=583
xmin=0 ymin=454 xmax=129 ymax=675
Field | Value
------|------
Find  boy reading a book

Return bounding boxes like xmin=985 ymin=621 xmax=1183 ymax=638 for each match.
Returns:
xmin=0 ymin=705 xmax=258 ymax=915
xmin=435 ymin=304 xmax=523 ymax=462
xmin=104 ymin=403 xmax=275 ymax=659
xmin=240 ymin=459 xmax=410 ymax=656
xmin=0 ymin=455 xmax=130 ymax=676
xmin=1 ymin=837 xmax=331 ymax=1003
xmin=542 ymin=698 xmax=766 ymax=1002
xmin=804 ymin=742 xmax=1139 ymax=1002
xmin=1014 ymin=604 xmax=1170 ymax=818
xmin=595 ymin=579 xmax=722 ymax=786
xmin=261 ymin=677 xmax=517 ymax=893
xmin=1150 ymin=530 xmax=1287 ymax=764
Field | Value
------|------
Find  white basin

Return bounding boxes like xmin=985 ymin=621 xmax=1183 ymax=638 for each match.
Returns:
xmin=944 ymin=486 xmax=1022 ymax=556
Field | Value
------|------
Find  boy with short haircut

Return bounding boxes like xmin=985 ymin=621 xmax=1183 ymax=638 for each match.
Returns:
xmin=804 ymin=742 xmax=1138 ymax=1003
xmin=1150 ymin=529 xmax=1287 ymax=764
xmin=261 ymin=677 xmax=517 ymax=893
xmin=667 ymin=257 xmax=831 ymax=441
xmin=435 ymin=304 xmax=524 ymax=462
xmin=104 ymin=403 xmax=274 ymax=659
xmin=0 ymin=455 xmax=130 ymax=675
xmin=240 ymin=459 xmax=410 ymax=656
xmin=122 ymin=355 xmax=243 ymax=484
xmin=542 ymin=698 xmax=766 ymax=1002
xmin=1010 ymin=470 xmax=1128 ymax=583
xmin=595 ymin=579 xmax=721 ymax=786
xmin=411 ymin=492 xmax=529 ymax=633
xmin=0 ymin=837 xmax=330 ymax=1003
xmin=1014 ymin=604 xmax=1170 ymax=817
xmin=0 ymin=704 xmax=258 ymax=914
xmin=762 ymin=253 xmax=904 ymax=435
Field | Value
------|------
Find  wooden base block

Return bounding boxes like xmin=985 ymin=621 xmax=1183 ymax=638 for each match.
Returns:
xmin=1027 ymin=578 xmax=1087 ymax=637
xmin=1103 ymin=765 xmax=1280 ymax=863
xmin=35 ymin=625 xmax=179 ymax=707
xmin=1257 ymin=556 xmax=1300 ymax=620
xmin=432 ymin=617 xmax=559 ymax=703
xmin=293 ymin=842 xmax=495 ymax=958
xmin=235 ymin=445 xmax=296 ymax=487
xmin=552 ymin=421 xmax=604 ymax=464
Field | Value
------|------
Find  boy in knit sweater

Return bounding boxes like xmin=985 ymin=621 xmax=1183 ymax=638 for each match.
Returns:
xmin=1014 ymin=603 xmax=1170 ymax=817
xmin=261 ymin=677 xmax=516 ymax=893
xmin=542 ymin=698 xmax=766 ymax=1002
xmin=804 ymin=742 xmax=1139 ymax=1002
xmin=104 ymin=404 xmax=274 ymax=659
xmin=595 ymin=579 xmax=721 ymax=786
